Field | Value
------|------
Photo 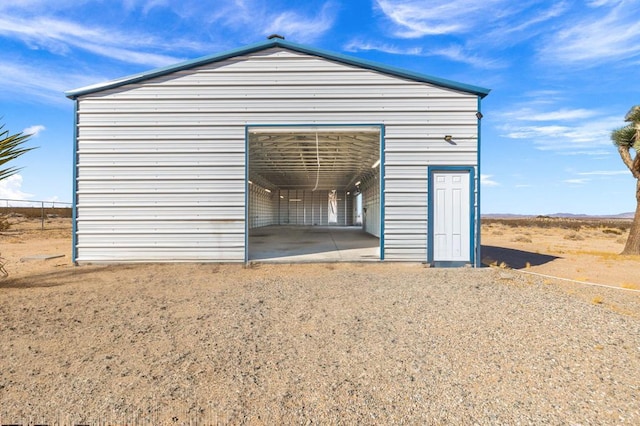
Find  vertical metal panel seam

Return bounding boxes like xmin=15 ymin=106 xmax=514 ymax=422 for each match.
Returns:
xmin=244 ymin=125 xmax=249 ymax=263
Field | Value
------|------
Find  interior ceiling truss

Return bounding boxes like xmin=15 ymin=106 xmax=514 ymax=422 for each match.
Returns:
xmin=249 ymin=129 xmax=380 ymax=191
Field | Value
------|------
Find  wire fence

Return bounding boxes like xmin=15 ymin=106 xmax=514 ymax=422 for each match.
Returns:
xmin=0 ymin=198 xmax=72 ymax=230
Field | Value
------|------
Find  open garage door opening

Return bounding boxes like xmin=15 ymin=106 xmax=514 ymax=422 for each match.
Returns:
xmin=247 ymin=125 xmax=382 ymax=262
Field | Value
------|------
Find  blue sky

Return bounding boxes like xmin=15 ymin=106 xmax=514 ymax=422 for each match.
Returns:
xmin=1 ymin=0 xmax=639 ymax=214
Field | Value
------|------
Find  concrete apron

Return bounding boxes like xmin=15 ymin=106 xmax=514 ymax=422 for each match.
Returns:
xmin=248 ymin=225 xmax=380 ymax=262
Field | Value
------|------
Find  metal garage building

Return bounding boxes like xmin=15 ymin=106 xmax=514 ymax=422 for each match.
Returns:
xmin=66 ymin=36 xmax=489 ymax=266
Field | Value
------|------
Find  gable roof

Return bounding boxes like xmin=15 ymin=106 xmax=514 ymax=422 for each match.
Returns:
xmin=65 ymin=38 xmax=490 ymax=99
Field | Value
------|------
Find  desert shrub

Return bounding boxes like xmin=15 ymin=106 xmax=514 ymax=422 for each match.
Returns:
xmin=564 ymin=232 xmax=584 ymax=241
xmin=483 ymin=217 xmax=632 ymax=232
xmin=482 ymin=218 xmax=520 ymax=228
xmin=491 ymin=230 xmax=504 ymax=236
xmin=602 ymin=228 xmax=622 ymax=235
xmin=0 ymin=217 xmax=9 ymax=231
xmin=512 ymin=235 xmax=532 ymax=243
xmin=0 ymin=207 xmax=72 ymax=219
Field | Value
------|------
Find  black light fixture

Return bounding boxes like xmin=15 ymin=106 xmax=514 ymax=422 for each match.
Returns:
xmin=444 ymin=135 xmax=453 ymax=142
xmin=476 ymin=112 xmax=483 ymax=119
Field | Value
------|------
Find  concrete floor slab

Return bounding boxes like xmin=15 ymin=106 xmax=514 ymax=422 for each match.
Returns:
xmin=249 ymin=226 xmax=379 ymax=262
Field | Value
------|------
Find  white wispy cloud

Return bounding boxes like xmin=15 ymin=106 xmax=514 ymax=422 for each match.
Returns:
xmin=375 ymin=0 xmax=505 ymax=37
xmin=200 ymin=0 xmax=336 ymax=43
xmin=371 ymin=0 xmax=638 ymax=71
xmin=560 ymin=169 xmax=631 ymax=186
xmin=498 ymin=102 xmax=624 ymax=155
xmin=370 ymin=0 xmax=574 ymax=74
xmin=263 ymin=3 xmax=336 ymax=43
xmin=0 ymin=1 xmax=326 ymax=64
xmin=564 ymin=178 xmax=589 ymax=185
xmin=137 ymin=0 xmax=170 ymax=14
xmin=429 ymin=45 xmax=505 ymax=69
xmin=0 ymin=15 xmax=186 ymax=67
xmin=70 ymin=39 xmax=183 ymax=68
xmin=482 ymin=2 xmax=569 ymax=47
xmin=344 ymin=40 xmax=422 ymax=55
xmin=540 ymin=0 xmax=640 ymax=65
xmin=501 ymin=108 xmax=600 ymax=122
xmin=577 ymin=170 xmax=629 ymax=176
xmin=563 ymin=150 xmax=612 ymax=156
xmin=587 ymin=0 xmax=619 ymax=6
xmin=0 ymin=1 xmax=340 ymax=101
xmin=501 ymin=117 xmax=619 ymax=153
xmin=0 ymin=174 xmax=34 ymax=201
xmin=481 ymin=174 xmax=500 ymax=187
xmin=0 ymin=61 xmax=103 ymax=105
xmin=23 ymin=125 xmax=45 ymax=137
xmin=0 ymin=1 xmax=80 ymax=12
xmin=344 ymin=40 xmax=503 ymax=69
xmin=513 ymin=90 xmax=571 ymax=108
xmin=374 ymin=0 xmax=563 ymax=43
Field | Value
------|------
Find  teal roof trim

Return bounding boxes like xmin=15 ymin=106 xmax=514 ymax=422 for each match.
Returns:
xmin=65 ymin=38 xmax=491 ymax=99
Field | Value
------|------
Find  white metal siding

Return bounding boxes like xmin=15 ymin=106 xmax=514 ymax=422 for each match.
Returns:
xmin=248 ymin=184 xmax=277 ymax=229
xmin=361 ymin=176 xmax=381 ymax=238
xmin=75 ymin=48 xmax=478 ymax=262
xmin=274 ymin=190 xmax=349 ymax=226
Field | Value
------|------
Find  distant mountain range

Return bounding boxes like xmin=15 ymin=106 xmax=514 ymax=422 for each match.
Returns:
xmin=483 ymin=212 xmax=634 ymax=219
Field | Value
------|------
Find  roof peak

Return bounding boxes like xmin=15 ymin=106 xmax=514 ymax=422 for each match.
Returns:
xmin=66 ymin=38 xmax=490 ymax=99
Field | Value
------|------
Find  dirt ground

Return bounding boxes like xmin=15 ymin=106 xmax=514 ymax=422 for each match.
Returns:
xmin=1 ymin=217 xmax=639 ymax=424
xmin=2 ymin=216 xmax=638 ymax=289
xmin=481 ymin=218 xmax=640 ymax=290
xmin=1 ymin=217 xmax=72 ymax=280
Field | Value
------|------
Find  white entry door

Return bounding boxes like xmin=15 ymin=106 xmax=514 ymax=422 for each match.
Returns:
xmin=433 ymin=171 xmax=471 ymax=262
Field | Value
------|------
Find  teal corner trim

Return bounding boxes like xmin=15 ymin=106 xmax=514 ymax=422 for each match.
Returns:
xmin=65 ymin=38 xmax=490 ymax=99
xmin=476 ymin=98 xmax=483 ymax=267
xmin=379 ymin=125 xmax=385 ymax=261
xmin=427 ymin=166 xmax=476 ymax=266
xmin=71 ymin=100 xmax=79 ymax=264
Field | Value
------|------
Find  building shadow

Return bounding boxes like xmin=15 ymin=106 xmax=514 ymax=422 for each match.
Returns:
xmin=0 ymin=265 xmax=129 ymax=289
xmin=481 ymin=245 xmax=560 ymax=269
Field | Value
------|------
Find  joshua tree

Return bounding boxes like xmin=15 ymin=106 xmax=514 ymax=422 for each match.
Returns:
xmin=0 ymin=123 xmax=36 ymax=181
xmin=611 ymin=105 xmax=640 ymax=255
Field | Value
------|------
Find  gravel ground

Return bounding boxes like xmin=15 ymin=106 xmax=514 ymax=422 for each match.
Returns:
xmin=0 ymin=263 xmax=639 ymax=425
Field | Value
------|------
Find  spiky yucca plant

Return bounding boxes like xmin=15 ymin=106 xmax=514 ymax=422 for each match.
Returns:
xmin=0 ymin=124 xmax=36 ymax=181
xmin=611 ymin=105 xmax=640 ymax=254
